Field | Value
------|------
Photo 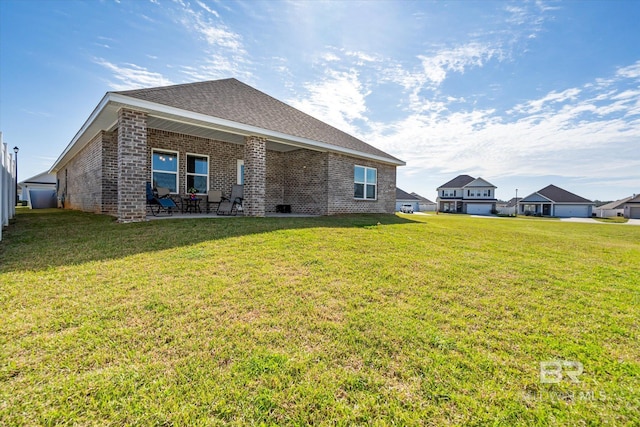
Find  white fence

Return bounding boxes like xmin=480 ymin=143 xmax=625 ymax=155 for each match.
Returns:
xmin=497 ymin=206 xmax=517 ymax=215
xmin=1 ymin=134 xmax=17 ymax=242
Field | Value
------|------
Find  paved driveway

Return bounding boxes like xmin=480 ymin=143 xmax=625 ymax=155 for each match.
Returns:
xmin=560 ymin=217 xmax=640 ymax=225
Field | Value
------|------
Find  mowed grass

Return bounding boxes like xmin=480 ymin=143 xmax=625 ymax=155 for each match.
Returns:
xmin=1 ymin=209 xmax=638 ymax=426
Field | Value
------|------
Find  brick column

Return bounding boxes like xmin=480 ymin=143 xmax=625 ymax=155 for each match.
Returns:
xmin=243 ymin=136 xmax=267 ymax=217
xmin=117 ymin=109 xmax=148 ymax=223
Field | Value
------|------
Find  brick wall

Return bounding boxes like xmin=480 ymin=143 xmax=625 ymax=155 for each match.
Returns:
xmin=147 ymin=129 xmax=245 ymax=196
xmin=101 ymin=130 xmax=118 ymax=215
xmin=56 ymin=132 xmax=104 ymax=213
xmin=58 ymin=123 xmax=397 ymax=219
xmin=265 ymin=150 xmax=284 ymax=213
xmin=282 ymin=149 xmax=328 ymax=215
xmin=327 ymin=153 xmax=396 ymax=214
xmin=243 ymin=136 xmax=267 ymax=216
xmin=117 ymin=109 xmax=147 ymax=223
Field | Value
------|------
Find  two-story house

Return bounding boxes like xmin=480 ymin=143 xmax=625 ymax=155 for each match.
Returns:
xmin=436 ymin=175 xmax=497 ymax=215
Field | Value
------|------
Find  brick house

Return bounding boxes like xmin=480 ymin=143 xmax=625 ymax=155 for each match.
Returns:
xmin=50 ymin=79 xmax=404 ymax=222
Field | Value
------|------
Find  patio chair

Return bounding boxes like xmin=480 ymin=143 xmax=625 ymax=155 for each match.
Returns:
xmin=146 ymin=182 xmax=178 ymax=216
xmin=217 ymin=184 xmax=244 ymax=216
xmin=206 ymin=190 xmax=223 ymax=214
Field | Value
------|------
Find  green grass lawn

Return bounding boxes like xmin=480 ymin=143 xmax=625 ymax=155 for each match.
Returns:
xmin=1 ymin=209 xmax=638 ymax=425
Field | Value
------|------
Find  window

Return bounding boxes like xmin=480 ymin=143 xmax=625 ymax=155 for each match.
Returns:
xmin=354 ymin=165 xmax=377 ymax=200
xmin=186 ymin=154 xmax=208 ymax=194
xmin=443 ymin=189 xmax=455 ymax=197
xmin=237 ymin=159 xmax=244 ymax=185
xmin=152 ymin=149 xmax=178 ymax=192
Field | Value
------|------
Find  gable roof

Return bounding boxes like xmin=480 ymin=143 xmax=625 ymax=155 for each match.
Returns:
xmin=463 ymin=177 xmax=496 ymax=188
xmin=625 ymin=194 xmax=640 ymax=204
xmin=438 ymin=175 xmax=475 ymax=189
xmin=116 ymin=78 xmax=401 ymax=163
xmin=18 ymin=171 xmax=56 ymax=186
xmin=596 ymin=196 xmax=633 ymax=210
xmin=537 ymin=185 xmax=593 ymax=204
xmin=51 ymin=78 xmax=404 ymax=172
xmin=396 ymin=188 xmax=419 ymax=200
xmin=410 ymin=192 xmax=435 ymax=204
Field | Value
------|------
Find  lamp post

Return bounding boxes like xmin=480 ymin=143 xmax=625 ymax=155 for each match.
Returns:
xmin=515 ymin=188 xmax=518 ymax=217
xmin=13 ymin=146 xmax=19 ymax=206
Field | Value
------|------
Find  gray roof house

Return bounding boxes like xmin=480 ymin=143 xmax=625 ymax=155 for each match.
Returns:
xmin=395 ymin=188 xmax=420 ymax=212
xmin=519 ymin=185 xmax=594 ymax=217
xmin=50 ymin=78 xmax=404 ymax=222
xmin=436 ymin=175 xmax=498 ymax=215
xmin=18 ymin=171 xmax=57 ymax=209
xmin=623 ymin=194 xmax=640 ymax=219
xmin=593 ymin=197 xmax=631 ymax=218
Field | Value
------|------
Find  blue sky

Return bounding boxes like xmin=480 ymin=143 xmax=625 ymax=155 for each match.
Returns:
xmin=1 ymin=0 xmax=639 ymax=202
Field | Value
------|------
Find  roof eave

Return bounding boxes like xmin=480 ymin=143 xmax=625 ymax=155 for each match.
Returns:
xmin=50 ymin=93 xmax=113 ymax=173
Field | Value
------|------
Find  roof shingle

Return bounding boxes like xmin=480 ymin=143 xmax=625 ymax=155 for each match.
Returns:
xmin=537 ymin=185 xmax=593 ymax=203
xmin=115 ymin=78 xmax=401 ymax=163
xmin=437 ymin=175 xmax=475 ymax=189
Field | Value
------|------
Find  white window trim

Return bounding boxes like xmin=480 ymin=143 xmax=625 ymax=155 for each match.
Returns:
xmin=151 ymin=148 xmax=179 ymax=194
xmin=237 ymin=159 xmax=244 ymax=185
xmin=354 ymin=165 xmax=377 ymax=200
xmin=186 ymin=152 xmax=209 ymax=195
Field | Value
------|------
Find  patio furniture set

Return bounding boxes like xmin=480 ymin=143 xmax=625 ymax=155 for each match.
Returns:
xmin=146 ymin=183 xmax=244 ymax=217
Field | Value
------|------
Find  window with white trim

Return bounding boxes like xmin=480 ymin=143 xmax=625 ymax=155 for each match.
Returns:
xmin=443 ymin=189 xmax=456 ymax=197
xmin=354 ymin=165 xmax=377 ymax=200
xmin=186 ymin=154 xmax=208 ymax=194
xmin=152 ymin=149 xmax=178 ymax=192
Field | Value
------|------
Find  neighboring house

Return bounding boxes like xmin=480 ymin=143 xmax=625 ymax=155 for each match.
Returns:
xmin=519 ymin=185 xmax=594 ymax=217
xmin=395 ymin=188 xmax=420 ymax=212
xmin=411 ymin=192 xmax=437 ymax=212
xmin=436 ymin=175 xmax=497 ymax=215
xmin=593 ymin=197 xmax=631 ymax=218
xmin=623 ymin=194 xmax=640 ymax=219
xmin=49 ymin=78 xmax=404 ymax=222
xmin=18 ymin=171 xmax=57 ymax=208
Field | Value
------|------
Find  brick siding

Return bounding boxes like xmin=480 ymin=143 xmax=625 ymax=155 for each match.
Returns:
xmin=282 ymin=149 xmax=328 ymax=215
xmin=117 ymin=109 xmax=148 ymax=223
xmin=327 ymin=153 xmax=396 ymax=214
xmin=56 ymin=132 xmax=104 ymax=213
xmin=60 ymin=122 xmax=397 ymax=219
xmin=243 ymin=136 xmax=267 ymax=217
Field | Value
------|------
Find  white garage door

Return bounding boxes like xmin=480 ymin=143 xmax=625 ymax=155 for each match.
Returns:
xmin=629 ymin=207 xmax=640 ymax=219
xmin=554 ymin=205 xmax=590 ymax=218
xmin=466 ymin=204 xmax=492 ymax=215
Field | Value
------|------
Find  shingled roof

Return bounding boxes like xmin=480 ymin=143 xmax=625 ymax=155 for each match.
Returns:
xmin=115 ymin=78 xmax=401 ymax=163
xmin=437 ymin=175 xmax=475 ymax=189
xmin=537 ymin=185 xmax=593 ymax=203
xmin=396 ymin=188 xmax=419 ymax=200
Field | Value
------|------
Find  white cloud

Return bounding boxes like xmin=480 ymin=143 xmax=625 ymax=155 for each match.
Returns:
xmin=175 ymin=0 xmax=244 ymax=53
xmin=197 ymin=1 xmax=219 ymax=17
xmin=289 ymin=69 xmax=370 ymax=137
xmin=95 ymin=59 xmax=173 ymax=90
xmin=616 ymin=60 xmax=640 ymax=79
xmin=179 ymin=54 xmax=252 ymax=82
xmin=366 ymin=68 xmax=640 ymax=184
xmin=511 ymin=88 xmax=582 ymax=114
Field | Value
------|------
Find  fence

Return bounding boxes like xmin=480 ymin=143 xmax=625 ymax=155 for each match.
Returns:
xmin=1 ymin=134 xmax=17 ymax=242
